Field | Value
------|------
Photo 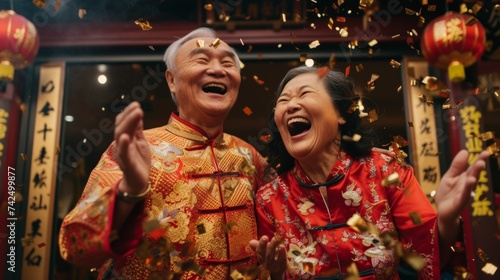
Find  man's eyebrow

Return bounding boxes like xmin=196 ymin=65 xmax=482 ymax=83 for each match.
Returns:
xmin=189 ymin=47 xmax=237 ymax=61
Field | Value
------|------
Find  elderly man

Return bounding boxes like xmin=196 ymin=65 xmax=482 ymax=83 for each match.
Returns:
xmin=59 ymin=27 xmax=270 ymax=279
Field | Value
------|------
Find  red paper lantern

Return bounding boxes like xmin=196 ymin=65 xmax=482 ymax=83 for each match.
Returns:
xmin=0 ymin=10 xmax=39 ymax=82
xmin=420 ymin=12 xmax=486 ymax=83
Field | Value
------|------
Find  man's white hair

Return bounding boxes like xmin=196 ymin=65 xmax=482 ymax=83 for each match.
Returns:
xmin=163 ymin=27 xmax=241 ymax=71
xmin=163 ymin=27 xmax=241 ymax=106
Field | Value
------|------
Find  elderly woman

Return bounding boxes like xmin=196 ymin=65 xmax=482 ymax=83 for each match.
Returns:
xmin=250 ymin=66 xmax=489 ymax=279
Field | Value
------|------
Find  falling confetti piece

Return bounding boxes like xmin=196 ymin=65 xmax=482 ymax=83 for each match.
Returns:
xmin=409 ymin=212 xmax=422 ymax=224
xmin=339 ymin=28 xmax=349 ymax=37
xmin=299 ymin=54 xmax=307 ymax=62
xmin=282 ymin=13 xmax=287 ymax=22
xmin=243 ymin=106 xmax=253 ymax=116
xmin=368 ymin=39 xmax=378 ymax=47
xmin=368 ymin=109 xmax=378 ymax=123
xmin=309 ymin=40 xmax=320 ymax=49
xmin=487 ymin=141 xmax=499 ymax=158
xmin=253 ymin=75 xmax=264 ymax=85
xmin=355 ymin=64 xmax=364 ymax=72
xmin=21 ymin=236 xmax=34 ymax=246
xmin=148 ymin=45 xmax=155 ymax=51
xmin=481 ymin=263 xmax=498 ymax=275
xmin=328 ymin=18 xmax=334 ymax=29
xmin=405 ymin=8 xmax=417 ymax=15
xmin=345 ymin=65 xmax=351 ymax=76
xmin=477 ymin=248 xmax=489 ymax=262
xmin=390 ymin=59 xmax=401 ymax=68
xmin=209 ymin=38 xmax=221 ymax=48
xmin=453 ymin=266 xmax=472 ymax=280
xmin=204 ymin=4 xmax=213 ymax=11
xmin=196 ymin=39 xmax=205 ymax=48
xmin=33 ymin=0 xmax=46 ymax=9
xmin=317 ymin=66 xmax=330 ymax=78
xmin=382 ymin=172 xmax=400 ymax=187
xmin=418 ymin=17 xmax=425 ymax=27
xmin=336 ymin=16 xmax=346 ymax=22
xmin=397 ymin=86 xmax=402 ymax=92
xmin=38 ymin=242 xmax=46 ymax=248
xmin=239 ymin=38 xmax=244 ymax=45
xmin=134 ymin=19 xmax=152 ymax=31
xmin=403 ymin=250 xmax=426 ymax=271
xmin=419 ymin=95 xmax=434 ymax=105
xmin=347 ymin=213 xmax=369 ymax=233
xmin=78 ymin=9 xmax=87 ymax=19
xmin=408 ymin=121 xmax=414 ymax=127
xmin=342 ymin=134 xmax=361 ymax=142
xmin=428 ymin=5 xmax=436 ymax=11
xmin=329 ymin=53 xmax=336 ymax=69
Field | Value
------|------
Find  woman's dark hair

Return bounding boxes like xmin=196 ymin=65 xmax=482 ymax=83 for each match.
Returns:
xmin=267 ymin=66 xmax=378 ymax=174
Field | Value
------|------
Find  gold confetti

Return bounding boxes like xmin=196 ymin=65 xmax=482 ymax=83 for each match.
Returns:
xmin=397 ymin=86 xmax=402 ymax=92
xmin=342 ymin=134 xmax=362 ymax=142
xmin=409 ymin=212 xmax=422 ymax=224
xmin=21 ymin=153 xmax=27 ymax=161
xmin=471 ymin=2 xmax=483 ymax=14
xmin=417 ymin=16 xmax=425 ymax=28
xmin=309 ymin=40 xmax=320 ymax=49
xmin=339 ymin=27 xmax=349 ymax=37
xmin=78 ymin=9 xmax=86 ymax=19
xmin=328 ymin=53 xmax=336 ymax=69
xmin=253 ymin=75 xmax=264 ymax=85
xmin=303 ymin=262 xmax=315 ymax=273
xmin=478 ymin=131 xmax=495 ymax=141
xmin=403 ymin=250 xmax=426 ymax=271
xmin=134 ymin=18 xmax=152 ymax=31
xmin=405 ymin=8 xmax=417 ymax=15
xmin=243 ymin=106 xmax=253 ymax=116
xmin=148 ymin=45 xmax=155 ymax=51
xmin=418 ymin=94 xmax=434 ymax=105
xmin=21 ymin=236 xmax=34 ymax=246
xmin=481 ymin=263 xmax=498 ymax=275
xmin=382 ymin=172 xmax=400 ymax=187
xmin=196 ymin=39 xmax=205 ymax=48
xmin=487 ymin=141 xmax=500 ymax=158
xmin=368 ymin=109 xmax=378 ymax=123
xmin=282 ymin=13 xmax=287 ymax=22
xmin=477 ymin=248 xmax=489 ymax=262
xmin=230 ymin=270 xmax=245 ymax=280
xmin=392 ymin=34 xmax=401 ymax=38
xmin=328 ymin=18 xmax=334 ymax=29
xmin=239 ymin=38 xmax=244 ymax=45
xmin=368 ymin=39 xmax=378 ymax=47
xmin=453 ymin=266 xmax=473 ymax=280
xmin=299 ymin=54 xmax=307 ymax=62
xmin=393 ymin=135 xmax=408 ymax=148
xmin=209 ymin=38 xmax=221 ymax=48
xmin=408 ymin=121 xmax=414 ymax=127
xmin=347 ymin=213 xmax=369 ymax=233
xmin=204 ymin=4 xmax=213 ymax=11
xmin=344 ymin=262 xmax=360 ymax=280
xmin=355 ymin=64 xmax=364 ymax=72
xmin=428 ymin=5 xmax=436 ymax=11
xmin=390 ymin=59 xmax=401 ymax=68
xmin=33 ymin=0 xmax=46 ymax=8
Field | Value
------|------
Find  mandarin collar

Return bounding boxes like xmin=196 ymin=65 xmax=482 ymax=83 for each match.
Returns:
xmin=165 ymin=113 xmax=225 ymax=147
xmin=292 ymin=150 xmax=350 ymax=188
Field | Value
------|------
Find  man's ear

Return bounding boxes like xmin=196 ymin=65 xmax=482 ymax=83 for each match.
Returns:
xmin=166 ymin=70 xmax=175 ymax=93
